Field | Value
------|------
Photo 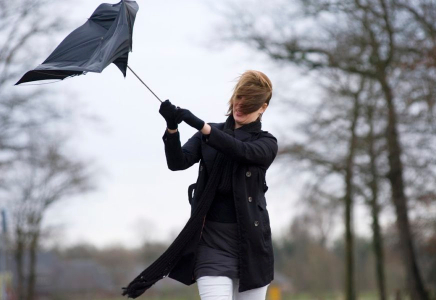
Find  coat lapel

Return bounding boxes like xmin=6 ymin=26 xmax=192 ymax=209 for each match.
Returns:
xmin=201 ymin=123 xmax=223 ymax=174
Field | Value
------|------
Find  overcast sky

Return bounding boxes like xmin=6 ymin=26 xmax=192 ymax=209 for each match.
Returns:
xmin=28 ymin=0 xmax=345 ymax=249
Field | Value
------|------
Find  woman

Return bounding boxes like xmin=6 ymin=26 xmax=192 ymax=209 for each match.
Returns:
xmin=159 ymin=70 xmax=278 ymax=300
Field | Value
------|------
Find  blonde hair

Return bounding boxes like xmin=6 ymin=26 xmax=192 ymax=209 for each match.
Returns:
xmin=226 ymin=70 xmax=273 ymax=118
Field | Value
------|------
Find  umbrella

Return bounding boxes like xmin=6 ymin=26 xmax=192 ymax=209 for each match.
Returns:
xmin=15 ymin=0 xmax=161 ymax=102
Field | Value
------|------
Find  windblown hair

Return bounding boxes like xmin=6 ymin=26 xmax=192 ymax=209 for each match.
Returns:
xmin=226 ymin=70 xmax=273 ymax=118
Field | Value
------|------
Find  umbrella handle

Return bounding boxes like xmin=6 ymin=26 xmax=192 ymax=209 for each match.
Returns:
xmin=127 ymin=66 xmax=162 ymax=103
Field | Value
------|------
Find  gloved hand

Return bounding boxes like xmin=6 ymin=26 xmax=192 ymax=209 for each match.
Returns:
xmin=175 ymin=108 xmax=205 ymax=131
xmin=159 ymin=99 xmax=178 ymax=130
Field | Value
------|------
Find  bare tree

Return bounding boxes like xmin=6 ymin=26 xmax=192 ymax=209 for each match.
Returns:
xmin=217 ymin=0 xmax=436 ymax=298
xmin=274 ymin=73 xmax=367 ymax=298
xmin=5 ymin=133 xmax=94 ymax=300
xmin=0 ymin=1 xmax=99 ymax=299
xmin=363 ymin=91 xmax=388 ymax=300
xmin=0 ymin=0 xmax=70 ymax=170
xmin=0 ymin=0 xmax=66 ymax=88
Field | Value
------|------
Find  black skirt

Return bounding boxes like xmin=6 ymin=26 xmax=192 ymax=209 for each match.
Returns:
xmin=194 ymin=220 xmax=239 ymax=280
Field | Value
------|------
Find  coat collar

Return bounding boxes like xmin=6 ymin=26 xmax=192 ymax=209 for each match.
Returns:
xmin=234 ymin=128 xmax=255 ymax=142
xmin=220 ymin=115 xmax=262 ymax=142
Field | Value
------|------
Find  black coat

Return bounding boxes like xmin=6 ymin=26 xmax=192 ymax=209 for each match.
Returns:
xmin=162 ymin=121 xmax=278 ymax=292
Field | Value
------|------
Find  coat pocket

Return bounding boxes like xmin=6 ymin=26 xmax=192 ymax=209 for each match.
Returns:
xmin=257 ymin=199 xmax=272 ymax=243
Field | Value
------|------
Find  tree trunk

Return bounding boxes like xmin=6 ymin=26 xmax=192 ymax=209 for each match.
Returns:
xmin=14 ymin=227 xmax=26 ymax=300
xmin=379 ymin=75 xmax=429 ymax=300
xmin=366 ymin=102 xmax=387 ymax=300
xmin=26 ymin=230 xmax=39 ymax=300
xmin=344 ymin=93 xmax=360 ymax=300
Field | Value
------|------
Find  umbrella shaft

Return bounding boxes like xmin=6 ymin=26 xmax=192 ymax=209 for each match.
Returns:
xmin=127 ymin=66 xmax=162 ymax=103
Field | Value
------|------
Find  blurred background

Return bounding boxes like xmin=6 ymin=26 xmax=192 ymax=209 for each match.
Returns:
xmin=0 ymin=0 xmax=435 ymax=299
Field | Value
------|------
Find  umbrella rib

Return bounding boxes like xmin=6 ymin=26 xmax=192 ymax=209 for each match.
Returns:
xmin=127 ymin=66 xmax=162 ymax=103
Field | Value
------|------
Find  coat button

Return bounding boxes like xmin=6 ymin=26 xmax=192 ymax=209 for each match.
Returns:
xmin=246 ymin=171 xmax=251 ymax=177
xmin=248 ymin=197 xmax=252 ymax=202
xmin=200 ymin=165 xmax=203 ymax=171
xmin=254 ymin=221 xmax=259 ymax=226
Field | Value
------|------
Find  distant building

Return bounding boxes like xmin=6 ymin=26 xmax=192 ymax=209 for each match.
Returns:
xmin=35 ymin=253 xmax=115 ymax=296
xmin=2 ymin=250 xmax=114 ymax=298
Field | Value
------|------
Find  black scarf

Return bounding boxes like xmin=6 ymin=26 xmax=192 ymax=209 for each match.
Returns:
xmin=121 ymin=115 xmax=261 ymax=298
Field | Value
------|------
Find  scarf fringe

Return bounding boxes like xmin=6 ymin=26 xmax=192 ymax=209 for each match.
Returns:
xmin=121 ymin=155 xmax=225 ymax=298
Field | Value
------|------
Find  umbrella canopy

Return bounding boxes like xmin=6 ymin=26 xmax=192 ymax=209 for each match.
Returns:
xmin=16 ymin=0 xmax=139 ymax=85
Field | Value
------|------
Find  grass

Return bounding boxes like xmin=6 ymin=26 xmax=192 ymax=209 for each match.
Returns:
xmin=69 ymin=289 xmax=427 ymax=300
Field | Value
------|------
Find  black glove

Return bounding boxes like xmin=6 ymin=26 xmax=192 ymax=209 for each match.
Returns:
xmin=159 ymin=99 xmax=178 ymax=130
xmin=175 ymin=108 xmax=205 ymax=131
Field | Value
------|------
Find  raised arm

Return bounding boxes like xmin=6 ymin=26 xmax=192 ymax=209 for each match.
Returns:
xmin=202 ymin=125 xmax=277 ymax=168
xmin=162 ymin=130 xmax=202 ymax=171
xmin=159 ymin=100 xmax=202 ymax=171
xmin=174 ymin=108 xmax=278 ymax=168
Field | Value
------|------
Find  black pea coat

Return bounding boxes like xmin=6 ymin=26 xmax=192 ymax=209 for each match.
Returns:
xmin=161 ymin=121 xmax=278 ymax=292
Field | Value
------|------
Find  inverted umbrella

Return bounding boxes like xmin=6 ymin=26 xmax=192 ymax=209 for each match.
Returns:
xmin=15 ymin=0 xmax=161 ymax=102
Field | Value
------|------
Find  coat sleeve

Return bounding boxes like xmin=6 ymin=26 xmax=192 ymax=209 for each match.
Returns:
xmin=162 ymin=129 xmax=202 ymax=171
xmin=203 ymin=126 xmax=278 ymax=168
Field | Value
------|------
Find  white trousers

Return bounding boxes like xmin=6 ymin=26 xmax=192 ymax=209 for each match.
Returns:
xmin=196 ymin=276 xmax=269 ymax=300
